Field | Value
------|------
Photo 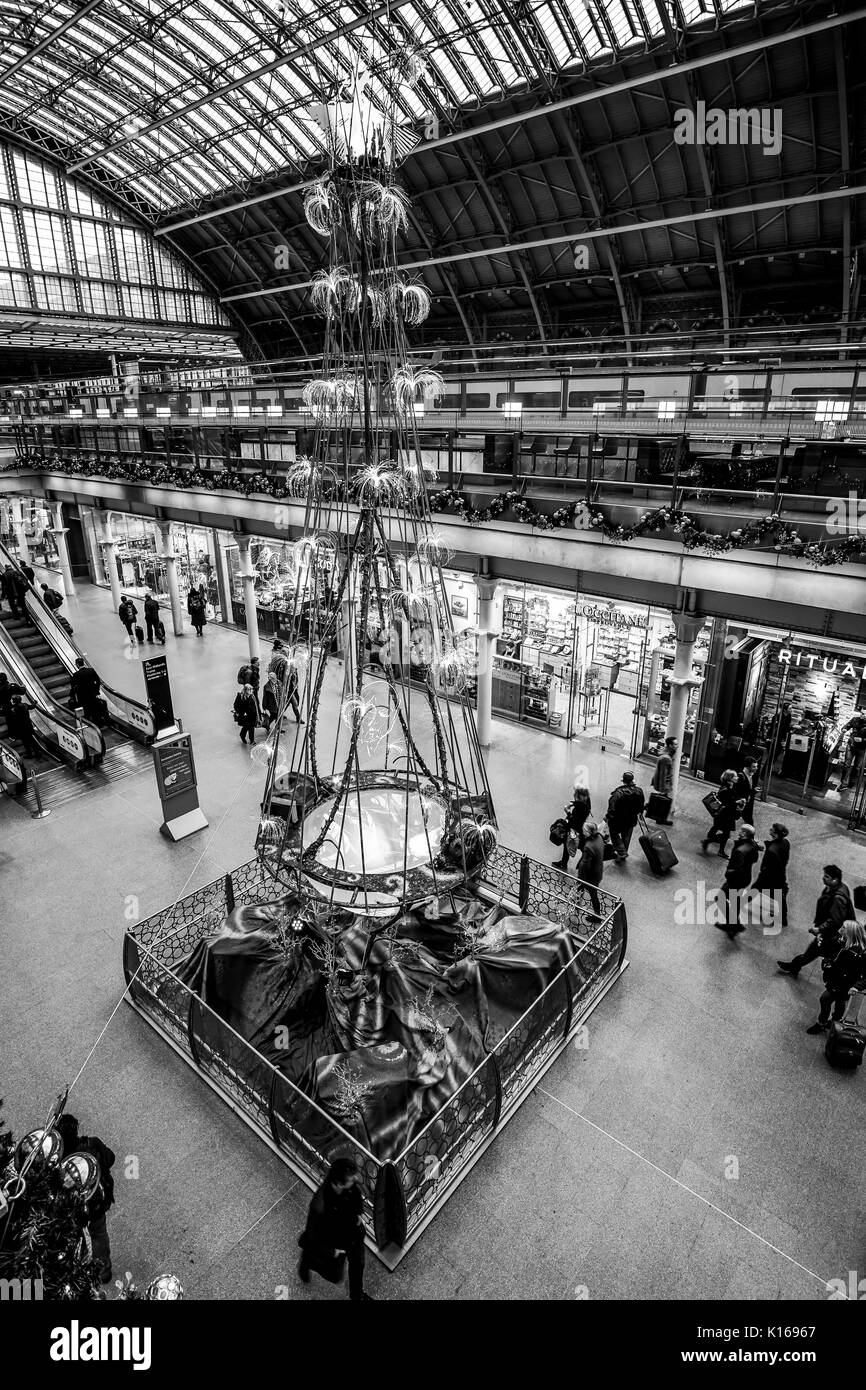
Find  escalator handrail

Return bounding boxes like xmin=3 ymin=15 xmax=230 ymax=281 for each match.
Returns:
xmin=0 ymin=621 xmax=101 ymax=765
xmin=0 ymin=539 xmax=156 ymax=742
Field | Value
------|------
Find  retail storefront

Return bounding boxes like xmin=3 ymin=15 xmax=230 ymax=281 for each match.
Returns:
xmin=80 ymin=507 xmax=223 ymax=621
xmin=221 ymin=533 xmax=339 ymax=646
xmin=705 ymin=621 xmax=866 ymax=823
xmin=489 ymin=580 xmax=714 ymax=751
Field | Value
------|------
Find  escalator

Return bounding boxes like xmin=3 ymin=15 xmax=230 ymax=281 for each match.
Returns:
xmin=0 ymin=547 xmax=157 ymax=807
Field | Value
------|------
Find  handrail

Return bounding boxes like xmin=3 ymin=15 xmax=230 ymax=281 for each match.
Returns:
xmin=0 ymin=539 xmax=156 ymax=745
xmin=0 ymin=619 xmax=98 ymax=767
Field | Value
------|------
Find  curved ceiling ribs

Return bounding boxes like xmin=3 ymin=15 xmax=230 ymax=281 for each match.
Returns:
xmin=0 ymin=1 xmax=861 ymax=362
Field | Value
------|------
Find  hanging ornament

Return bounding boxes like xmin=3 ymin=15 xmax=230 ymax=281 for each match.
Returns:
xmin=286 ymin=457 xmax=335 ymax=497
xmin=309 ymin=266 xmax=355 ymax=316
xmin=389 ymin=585 xmax=429 ymax=618
xmin=414 ymin=529 xmax=453 ymax=567
xmin=303 ymin=179 xmax=341 ymax=237
xmin=351 ymin=180 xmax=410 ymax=238
xmin=398 ymin=457 xmax=437 ymax=494
xmin=340 ymin=694 xmax=375 ymax=732
xmin=391 ymin=365 xmax=445 ymax=413
xmin=250 ymin=734 xmax=287 ymax=777
xmin=354 ymin=462 xmax=405 ymax=505
xmin=387 ymin=278 xmax=431 ymax=325
xmin=388 ymin=40 xmax=429 ymax=90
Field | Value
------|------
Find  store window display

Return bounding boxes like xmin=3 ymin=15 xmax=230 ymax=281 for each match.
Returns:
xmin=492 ymin=584 xmax=576 ymax=734
xmin=223 ymin=536 xmax=338 ymax=644
xmin=639 ymin=615 xmax=713 ymax=762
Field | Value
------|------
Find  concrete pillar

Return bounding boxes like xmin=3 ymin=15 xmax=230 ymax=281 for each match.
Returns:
xmin=236 ymin=535 xmax=260 ymax=661
xmin=473 ymin=575 xmax=499 ymax=749
xmin=665 ymin=610 xmax=705 ymax=808
xmin=48 ymin=501 xmax=74 ymax=594
xmin=13 ymin=499 xmax=30 ymax=564
xmin=157 ymin=520 xmax=184 ymax=636
xmin=95 ymin=510 xmax=122 ymax=612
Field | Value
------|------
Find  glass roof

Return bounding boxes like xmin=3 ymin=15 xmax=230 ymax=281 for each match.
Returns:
xmin=0 ymin=0 xmax=764 ymax=214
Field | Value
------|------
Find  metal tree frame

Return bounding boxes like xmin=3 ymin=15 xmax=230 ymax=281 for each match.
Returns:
xmin=123 ymin=848 xmax=628 ymax=1268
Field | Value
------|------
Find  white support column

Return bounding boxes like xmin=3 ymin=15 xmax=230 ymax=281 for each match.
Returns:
xmin=95 ymin=510 xmax=122 ymax=613
xmin=236 ymin=534 xmax=260 ymax=661
xmin=48 ymin=500 xmax=74 ymax=594
xmin=157 ymin=520 xmax=184 ymax=637
xmin=473 ymin=575 xmax=499 ymax=749
xmin=666 ymin=610 xmax=705 ymax=809
xmin=13 ymin=499 xmax=30 ymax=564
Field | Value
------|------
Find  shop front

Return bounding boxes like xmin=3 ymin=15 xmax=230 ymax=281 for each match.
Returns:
xmin=80 ymin=508 xmax=223 ymax=621
xmin=221 ymin=533 xmax=338 ymax=646
xmin=705 ymin=622 xmax=866 ymax=823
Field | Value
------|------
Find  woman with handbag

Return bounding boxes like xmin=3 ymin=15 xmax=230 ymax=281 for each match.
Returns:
xmin=552 ymin=782 xmax=592 ymax=870
xmin=233 ymin=684 xmax=259 ymax=744
xmin=701 ymin=770 xmax=744 ymax=858
xmin=298 ymin=1158 xmax=371 ymax=1301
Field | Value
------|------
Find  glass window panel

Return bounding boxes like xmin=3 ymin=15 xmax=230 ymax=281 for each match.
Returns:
xmin=21 ymin=210 xmax=71 ymax=273
xmin=71 ymin=219 xmax=114 ymax=279
xmin=0 ymin=270 xmax=31 ymax=308
xmin=32 ymin=275 xmax=79 ymax=312
xmin=0 ymin=206 xmax=23 ymax=267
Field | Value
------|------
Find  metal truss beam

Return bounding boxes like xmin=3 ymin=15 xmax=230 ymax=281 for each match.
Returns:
xmin=155 ymin=7 xmax=866 ymax=235
xmin=221 ymin=184 xmax=866 ymax=305
xmin=0 ymin=0 xmax=106 ymax=91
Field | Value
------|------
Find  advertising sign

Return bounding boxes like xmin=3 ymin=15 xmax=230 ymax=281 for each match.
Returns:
xmin=151 ymin=731 xmax=207 ymax=842
xmin=142 ymin=654 xmax=175 ymax=734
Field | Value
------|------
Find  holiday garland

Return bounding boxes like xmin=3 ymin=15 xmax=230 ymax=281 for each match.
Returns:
xmin=7 ymin=451 xmax=866 ymax=570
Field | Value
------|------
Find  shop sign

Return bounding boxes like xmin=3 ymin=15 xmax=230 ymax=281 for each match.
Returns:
xmin=778 ymin=648 xmax=866 ymax=681
xmin=580 ymin=603 xmax=647 ymax=629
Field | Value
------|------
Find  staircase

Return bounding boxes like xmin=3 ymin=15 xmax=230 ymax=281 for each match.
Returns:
xmin=2 ymin=616 xmax=70 ymax=702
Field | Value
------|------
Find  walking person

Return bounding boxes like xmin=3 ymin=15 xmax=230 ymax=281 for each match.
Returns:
xmin=552 ymin=780 xmax=592 ymax=870
xmin=733 ymin=756 xmax=759 ymax=823
xmin=187 ymin=585 xmax=207 ymax=637
xmin=716 ymin=825 xmax=760 ymax=938
xmin=805 ymin=919 xmax=866 ymax=1036
xmin=576 ymin=818 xmax=605 ymax=915
xmin=752 ymin=823 xmax=790 ymax=929
xmin=143 ymin=591 xmax=161 ymax=643
xmin=1 ymin=563 xmax=22 ymax=617
xmin=40 ymin=581 xmax=63 ymax=613
xmin=56 ymin=1114 xmax=116 ymax=1283
xmin=778 ymin=865 xmax=853 ymax=978
xmin=297 ymin=1157 xmax=371 ymax=1301
xmin=605 ymin=771 xmax=645 ymax=862
xmin=20 ymin=561 xmax=35 ymax=586
xmin=650 ymin=737 xmax=677 ymax=824
xmin=233 ymin=683 xmax=260 ymax=744
xmin=237 ymin=654 xmax=261 ymax=697
xmin=701 ymin=770 xmax=745 ymax=858
xmin=0 ymin=672 xmax=26 ymax=733
xmin=268 ymin=639 xmax=289 ymax=685
xmin=118 ymin=594 xmax=138 ymax=642
xmin=261 ymin=670 xmax=282 ymax=732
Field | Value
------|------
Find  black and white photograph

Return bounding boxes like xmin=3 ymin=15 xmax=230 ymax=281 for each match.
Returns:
xmin=0 ymin=0 xmax=863 ymax=1361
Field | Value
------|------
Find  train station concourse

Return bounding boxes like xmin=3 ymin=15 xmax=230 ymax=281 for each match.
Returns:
xmin=0 ymin=0 xmax=864 ymax=1346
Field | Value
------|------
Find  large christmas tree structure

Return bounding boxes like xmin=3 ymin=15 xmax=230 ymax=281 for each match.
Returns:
xmin=256 ymin=40 xmax=496 ymax=923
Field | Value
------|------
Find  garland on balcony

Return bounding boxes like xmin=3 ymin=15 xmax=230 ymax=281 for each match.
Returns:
xmin=8 ymin=452 xmax=866 ymax=569
xmin=428 ymin=487 xmax=866 ymax=569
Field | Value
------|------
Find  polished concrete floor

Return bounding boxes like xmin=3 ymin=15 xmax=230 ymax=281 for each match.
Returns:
xmin=2 ymin=574 xmax=865 ymax=1301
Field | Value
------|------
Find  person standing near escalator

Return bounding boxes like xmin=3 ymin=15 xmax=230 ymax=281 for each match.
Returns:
xmin=7 ymin=693 xmax=38 ymax=758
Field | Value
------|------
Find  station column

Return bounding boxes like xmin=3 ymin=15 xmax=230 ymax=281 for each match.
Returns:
xmin=236 ymin=534 xmax=261 ymax=661
xmin=473 ymin=575 xmax=499 ymax=749
xmin=48 ymin=500 xmax=75 ymax=594
xmin=665 ymin=609 xmax=705 ymax=810
xmin=157 ymin=520 xmax=184 ymax=636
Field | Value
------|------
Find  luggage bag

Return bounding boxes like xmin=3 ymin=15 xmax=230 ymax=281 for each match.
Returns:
xmin=156 ymin=619 xmax=166 ymax=643
xmin=825 ymin=989 xmax=866 ymax=1068
xmin=638 ymin=814 xmax=678 ymax=876
xmin=135 ymin=624 xmax=144 ymax=643
xmin=646 ymin=791 xmax=672 ymax=823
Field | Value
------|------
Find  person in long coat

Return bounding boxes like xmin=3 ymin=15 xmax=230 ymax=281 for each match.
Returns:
xmin=233 ymin=684 xmax=259 ymax=744
xmin=701 ymin=770 xmax=744 ymax=857
xmin=297 ymin=1158 xmax=370 ymax=1301
xmin=752 ymin=822 xmax=790 ymax=928
xmin=576 ymin=819 xmax=605 ymax=915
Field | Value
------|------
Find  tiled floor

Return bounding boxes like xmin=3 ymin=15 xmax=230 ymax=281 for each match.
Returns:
xmin=2 ymin=574 xmax=865 ymax=1301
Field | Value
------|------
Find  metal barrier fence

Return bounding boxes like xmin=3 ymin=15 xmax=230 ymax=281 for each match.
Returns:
xmin=122 ymin=851 xmax=627 ymax=1256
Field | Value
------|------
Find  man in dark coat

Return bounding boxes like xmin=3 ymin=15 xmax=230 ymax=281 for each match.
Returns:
xmin=778 ymin=865 xmax=852 ymax=977
xmin=733 ymin=757 xmax=759 ymax=824
xmin=0 ymin=672 xmax=26 ymax=732
xmin=298 ymin=1158 xmax=370 ymax=1301
xmin=7 ymin=694 xmax=38 ymax=758
xmin=70 ymin=656 xmax=105 ymax=725
xmin=752 ymin=823 xmax=790 ymax=927
xmin=41 ymin=582 xmax=63 ymax=612
xmin=237 ymin=655 xmax=260 ymax=695
xmin=606 ymin=771 xmax=646 ymax=862
xmin=717 ymin=825 xmax=760 ymax=937
xmin=650 ymin=737 xmax=676 ymax=824
xmin=2 ymin=564 xmax=30 ymax=621
xmin=143 ymin=591 xmax=161 ymax=643
xmin=118 ymin=595 xmax=138 ymax=641
xmin=576 ymin=819 xmax=605 ymax=915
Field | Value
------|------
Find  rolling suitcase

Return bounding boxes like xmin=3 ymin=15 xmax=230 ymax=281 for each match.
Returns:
xmin=825 ymin=989 xmax=866 ymax=1068
xmin=156 ymin=619 xmax=166 ymax=643
xmin=135 ymin=624 xmax=144 ymax=643
xmin=638 ymin=814 xmax=678 ymax=876
xmin=646 ymin=791 xmax=672 ymax=823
